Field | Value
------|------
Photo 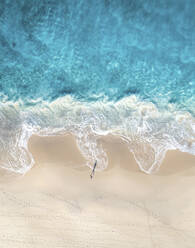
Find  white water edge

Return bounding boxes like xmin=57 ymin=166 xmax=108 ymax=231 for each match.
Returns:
xmin=0 ymin=95 xmax=194 ymax=174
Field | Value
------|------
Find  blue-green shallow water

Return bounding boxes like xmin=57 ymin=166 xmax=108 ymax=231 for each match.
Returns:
xmin=0 ymin=0 xmax=194 ymax=174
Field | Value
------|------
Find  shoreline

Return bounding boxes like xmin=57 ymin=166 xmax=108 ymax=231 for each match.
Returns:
xmin=28 ymin=133 xmax=195 ymax=174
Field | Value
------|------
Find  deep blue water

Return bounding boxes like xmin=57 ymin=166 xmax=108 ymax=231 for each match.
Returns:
xmin=0 ymin=0 xmax=194 ymax=173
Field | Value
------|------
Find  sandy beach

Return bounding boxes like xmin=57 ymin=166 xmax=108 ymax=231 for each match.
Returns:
xmin=0 ymin=134 xmax=195 ymax=247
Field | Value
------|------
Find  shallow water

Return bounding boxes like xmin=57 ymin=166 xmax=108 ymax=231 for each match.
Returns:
xmin=0 ymin=0 xmax=194 ymax=173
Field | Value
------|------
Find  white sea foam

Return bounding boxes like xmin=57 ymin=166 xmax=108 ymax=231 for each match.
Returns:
xmin=0 ymin=95 xmax=194 ymax=174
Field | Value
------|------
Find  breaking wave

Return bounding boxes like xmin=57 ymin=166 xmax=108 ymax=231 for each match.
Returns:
xmin=0 ymin=95 xmax=194 ymax=174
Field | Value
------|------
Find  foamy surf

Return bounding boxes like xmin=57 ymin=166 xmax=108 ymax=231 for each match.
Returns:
xmin=0 ymin=95 xmax=194 ymax=174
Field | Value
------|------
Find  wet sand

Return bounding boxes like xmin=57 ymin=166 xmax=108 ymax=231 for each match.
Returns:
xmin=0 ymin=134 xmax=195 ymax=247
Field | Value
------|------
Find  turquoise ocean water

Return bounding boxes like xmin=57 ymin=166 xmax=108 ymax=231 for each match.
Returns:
xmin=0 ymin=0 xmax=194 ymax=173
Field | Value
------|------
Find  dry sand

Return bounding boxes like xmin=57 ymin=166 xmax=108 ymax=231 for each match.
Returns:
xmin=0 ymin=134 xmax=195 ymax=248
